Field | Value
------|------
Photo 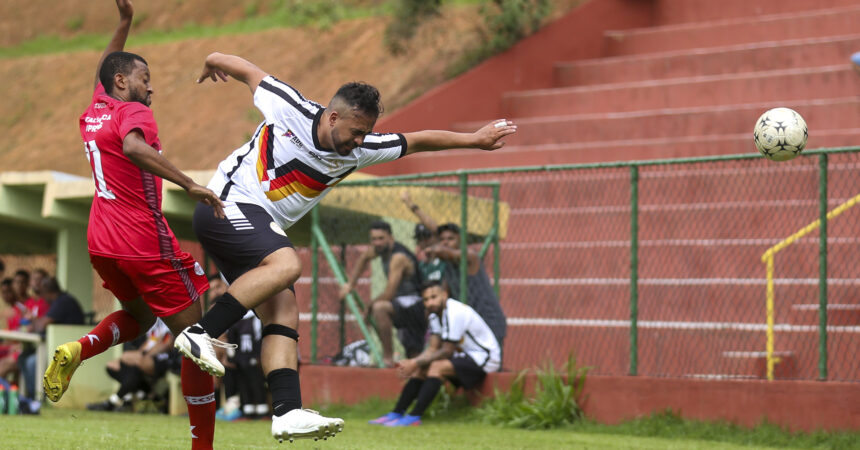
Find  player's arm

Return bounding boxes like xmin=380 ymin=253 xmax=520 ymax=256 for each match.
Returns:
xmin=123 ymin=131 xmax=225 ymax=218
xmin=400 ymin=191 xmax=439 ymax=233
xmin=396 ymin=334 xmax=441 ymax=378
xmin=414 ymin=338 xmax=456 ymax=369
xmin=338 ymin=247 xmax=375 ymax=300
xmin=401 ymin=120 xmax=517 ymax=156
xmin=95 ymin=0 xmax=135 ymax=90
xmin=428 ymin=244 xmax=480 ymax=275
xmin=196 ymin=52 xmax=269 ymax=93
xmin=370 ymin=253 xmax=410 ymax=305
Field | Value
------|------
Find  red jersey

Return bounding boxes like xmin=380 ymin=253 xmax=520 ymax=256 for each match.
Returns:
xmin=79 ymin=84 xmax=181 ymax=259
xmin=23 ymin=297 xmax=49 ymax=319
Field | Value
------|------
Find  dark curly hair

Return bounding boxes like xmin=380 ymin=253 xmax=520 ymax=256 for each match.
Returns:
xmin=99 ymin=51 xmax=148 ymax=93
xmin=332 ymin=82 xmax=384 ymax=118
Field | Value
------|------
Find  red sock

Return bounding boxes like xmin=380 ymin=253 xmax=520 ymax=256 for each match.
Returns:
xmin=182 ymin=358 xmax=216 ymax=450
xmin=77 ymin=310 xmax=141 ymax=360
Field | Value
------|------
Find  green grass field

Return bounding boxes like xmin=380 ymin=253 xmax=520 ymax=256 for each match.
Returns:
xmin=2 ymin=402 xmax=856 ymax=450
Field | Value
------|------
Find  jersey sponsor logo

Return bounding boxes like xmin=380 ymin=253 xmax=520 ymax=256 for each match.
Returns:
xmin=283 ymin=128 xmax=305 ymax=149
xmin=93 ymin=102 xmax=107 ymax=109
xmin=84 ymin=113 xmax=112 ymax=133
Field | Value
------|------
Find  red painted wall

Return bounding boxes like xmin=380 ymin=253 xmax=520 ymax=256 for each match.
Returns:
xmin=300 ymin=365 xmax=860 ymax=432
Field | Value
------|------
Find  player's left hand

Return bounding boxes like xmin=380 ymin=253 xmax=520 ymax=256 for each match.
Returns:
xmin=187 ymin=183 xmax=225 ymax=218
xmin=472 ymin=119 xmax=517 ymax=151
xmin=116 ymin=0 xmax=134 ymax=22
xmin=196 ymin=62 xmax=229 ymax=84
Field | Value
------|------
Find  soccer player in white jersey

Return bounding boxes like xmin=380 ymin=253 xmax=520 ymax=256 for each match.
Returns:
xmin=369 ymin=279 xmax=502 ymax=426
xmin=173 ymin=52 xmax=516 ymax=442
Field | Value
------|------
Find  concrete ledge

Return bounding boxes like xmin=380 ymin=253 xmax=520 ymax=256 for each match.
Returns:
xmin=299 ymin=365 xmax=860 ymax=432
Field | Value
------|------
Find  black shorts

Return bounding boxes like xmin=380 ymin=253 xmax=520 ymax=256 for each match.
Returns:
xmin=193 ymin=201 xmax=294 ymax=284
xmin=446 ymin=354 xmax=487 ymax=390
xmin=392 ymin=299 xmax=427 ymax=358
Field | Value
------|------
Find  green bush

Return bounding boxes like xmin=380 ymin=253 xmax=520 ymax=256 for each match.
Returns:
xmin=480 ymin=355 xmax=590 ymax=429
xmin=384 ymin=0 xmax=443 ymax=55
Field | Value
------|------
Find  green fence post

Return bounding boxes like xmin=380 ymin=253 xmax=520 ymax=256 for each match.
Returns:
xmin=459 ymin=172 xmax=469 ymax=305
xmin=310 ymin=207 xmax=320 ymax=364
xmin=629 ymin=165 xmax=640 ymax=376
xmin=311 ymin=224 xmax=386 ymax=367
xmin=493 ymin=184 xmax=501 ymax=297
xmin=339 ymin=243 xmax=347 ymax=353
xmin=818 ymin=153 xmax=829 ymax=380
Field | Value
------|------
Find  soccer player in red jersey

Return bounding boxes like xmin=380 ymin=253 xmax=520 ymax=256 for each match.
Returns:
xmin=43 ymin=2 xmax=225 ymax=449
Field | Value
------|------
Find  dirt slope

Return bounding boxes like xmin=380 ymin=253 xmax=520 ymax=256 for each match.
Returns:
xmin=0 ymin=6 xmax=485 ymax=175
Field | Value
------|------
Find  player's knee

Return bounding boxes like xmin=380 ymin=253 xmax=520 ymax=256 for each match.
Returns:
xmin=427 ymin=360 xmax=447 ymax=377
xmin=370 ymin=301 xmax=393 ymax=315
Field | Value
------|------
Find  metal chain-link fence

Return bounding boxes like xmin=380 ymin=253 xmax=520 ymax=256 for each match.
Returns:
xmin=302 ymin=148 xmax=860 ymax=381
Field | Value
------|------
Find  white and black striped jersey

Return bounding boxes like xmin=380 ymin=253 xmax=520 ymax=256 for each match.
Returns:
xmin=429 ymin=299 xmax=501 ymax=373
xmin=207 ymin=76 xmax=407 ymax=230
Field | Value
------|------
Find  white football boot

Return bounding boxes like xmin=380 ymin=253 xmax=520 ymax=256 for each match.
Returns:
xmin=272 ymin=408 xmax=345 ymax=443
xmin=174 ymin=325 xmax=235 ymax=377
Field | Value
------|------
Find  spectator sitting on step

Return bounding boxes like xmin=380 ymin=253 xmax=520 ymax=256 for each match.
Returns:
xmin=87 ymin=319 xmax=179 ymax=412
xmin=369 ymin=280 xmax=501 ymax=427
xmin=12 ymin=270 xmax=48 ymax=331
xmin=0 ymin=278 xmax=23 ymax=381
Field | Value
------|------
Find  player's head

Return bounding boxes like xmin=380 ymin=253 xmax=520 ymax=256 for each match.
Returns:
xmin=325 ymin=82 xmax=383 ymax=156
xmin=437 ymin=223 xmax=461 ymax=250
xmin=99 ymin=51 xmax=152 ymax=106
xmin=0 ymin=278 xmax=15 ymax=305
xmin=39 ymin=277 xmax=62 ymax=300
xmin=369 ymin=220 xmax=394 ymax=254
xmin=414 ymin=224 xmax=435 ymax=250
xmin=421 ymin=279 xmax=448 ymax=314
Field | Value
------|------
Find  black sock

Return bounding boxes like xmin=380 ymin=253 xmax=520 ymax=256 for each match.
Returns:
xmin=409 ymin=377 xmax=442 ymax=417
xmin=197 ymin=293 xmax=248 ymax=338
xmin=392 ymin=378 xmax=424 ymax=414
xmin=116 ymin=363 xmax=143 ymax=398
xmin=106 ymin=365 xmax=121 ymax=382
xmin=268 ymin=368 xmax=301 ymax=417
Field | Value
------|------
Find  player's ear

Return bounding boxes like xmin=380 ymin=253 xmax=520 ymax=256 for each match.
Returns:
xmin=114 ymin=72 xmax=127 ymax=91
xmin=328 ymin=110 xmax=338 ymax=126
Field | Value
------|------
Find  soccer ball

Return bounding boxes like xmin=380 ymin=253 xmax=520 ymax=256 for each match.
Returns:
xmin=753 ymin=107 xmax=808 ymax=162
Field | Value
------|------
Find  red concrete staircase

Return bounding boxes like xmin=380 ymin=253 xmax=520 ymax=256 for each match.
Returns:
xmin=358 ymin=0 xmax=860 ymax=380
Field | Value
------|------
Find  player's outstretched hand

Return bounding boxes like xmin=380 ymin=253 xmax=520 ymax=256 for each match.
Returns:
xmin=473 ymin=119 xmax=517 ymax=151
xmin=337 ymin=283 xmax=352 ymax=300
xmin=187 ymin=183 xmax=225 ymax=218
xmin=196 ymin=62 xmax=229 ymax=84
xmin=116 ymin=0 xmax=134 ymax=21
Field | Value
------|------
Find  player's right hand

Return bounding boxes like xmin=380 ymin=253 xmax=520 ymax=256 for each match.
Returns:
xmin=197 ymin=61 xmax=229 ymax=84
xmin=187 ymin=184 xmax=225 ymax=219
xmin=116 ymin=0 xmax=134 ymax=21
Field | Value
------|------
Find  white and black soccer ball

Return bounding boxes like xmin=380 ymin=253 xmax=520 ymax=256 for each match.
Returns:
xmin=753 ymin=107 xmax=808 ymax=162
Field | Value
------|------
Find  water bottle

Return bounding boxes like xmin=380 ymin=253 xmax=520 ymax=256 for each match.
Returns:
xmin=0 ymin=384 xmax=6 ymax=414
xmin=8 ymin=385 xmax=18 ymax=415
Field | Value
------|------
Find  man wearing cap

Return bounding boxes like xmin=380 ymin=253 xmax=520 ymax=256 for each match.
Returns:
xmin=339 ymin=221 xmax=427 ymax=367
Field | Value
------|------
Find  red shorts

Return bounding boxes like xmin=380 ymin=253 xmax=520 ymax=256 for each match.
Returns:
xmin=90 ymin=253 xmax=209 ymax=317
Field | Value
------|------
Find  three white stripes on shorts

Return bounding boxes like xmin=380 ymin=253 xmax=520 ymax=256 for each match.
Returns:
xmin=225 ymin=203 xmax=254 ymax=231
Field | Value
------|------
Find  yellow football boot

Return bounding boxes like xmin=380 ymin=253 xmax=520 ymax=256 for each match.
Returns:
xmin=43 ymin=341 xmax=82 ymax=402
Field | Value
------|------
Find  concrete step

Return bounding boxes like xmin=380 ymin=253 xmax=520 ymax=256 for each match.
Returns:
xmin=503 ymin=66 xmax=860 ymax=117
xmin=605 ymin=6 xmax=860 ymax=56
xmin=458 ymin=99 xmax=860 ymax=144
xmin=652 ymin=0 xmax=860 ymax=26
xmin=789 ymin=304 xmax=860 ymax=325
xmin=555 ymin=35 xmax=860 ymax=87
xmin=371 ymin=129 xmax=860 ymax=172
xmin=722 ymin=350 xmax=798 ymax=379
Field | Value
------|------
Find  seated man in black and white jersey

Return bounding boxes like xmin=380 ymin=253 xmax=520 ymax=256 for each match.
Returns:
xmin=368 ymin=280 xmax=501 ymax=427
